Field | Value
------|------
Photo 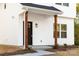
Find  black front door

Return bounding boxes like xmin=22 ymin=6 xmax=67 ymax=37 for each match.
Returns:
xmin=28 ymin=22 xmax=32 ymax=45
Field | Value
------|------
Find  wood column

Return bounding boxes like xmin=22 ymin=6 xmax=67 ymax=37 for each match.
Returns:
xmin=25 ymin=11 xmax=28 ymax=49
xmin=54 ymin=15 xmax=58 ymax=49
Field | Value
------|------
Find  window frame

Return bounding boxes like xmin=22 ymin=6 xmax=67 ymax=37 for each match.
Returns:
xmin=63 ymin=3 xmax=69 ymax=7
xmin=53 ymin=24 xmax=67 ymax=38
xmin=56 ymin=3 xmax=62 ymax=5
xmin=55 ymin=3 xmax=69 ymax=7
xmin=61 ymin=24 xmax=67 ymax=38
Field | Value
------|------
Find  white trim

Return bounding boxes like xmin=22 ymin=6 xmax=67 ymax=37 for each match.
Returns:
xmin=22 ymin=5 xmax=63 ymax=15
xmin=58 ymin=16 xmax=75 ymax=19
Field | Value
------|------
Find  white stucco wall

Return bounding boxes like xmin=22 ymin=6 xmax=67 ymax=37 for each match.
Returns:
xmin=28 ymin=12 xmax=54 ymax=45
xmin=0 ymin=3 xmax=23 ymax=46
xmin=0 ymin=3 xmax=74 ymax=46
xmin=52 ymin=3 xmax=76 ymax=18
xmin=36 ymin=3 xmax=76 ymax=18
xmin=56 ymin=17 xmax=74 ymax=45
xmin=28 ymin=12 xmax=74 ymax=45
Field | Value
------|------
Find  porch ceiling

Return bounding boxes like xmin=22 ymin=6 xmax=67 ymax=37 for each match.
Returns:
xmin=21 ymin=3 xmax=63 ymax=15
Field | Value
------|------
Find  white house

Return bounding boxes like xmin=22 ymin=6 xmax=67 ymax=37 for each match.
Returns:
xmin=0 ymin=3 xmax=76 ymax=49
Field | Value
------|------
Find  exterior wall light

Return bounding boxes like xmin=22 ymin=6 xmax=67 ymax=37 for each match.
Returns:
xmin=35 ymin=23 xmax=38 ymax=28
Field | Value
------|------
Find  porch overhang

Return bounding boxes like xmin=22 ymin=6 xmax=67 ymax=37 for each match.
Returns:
xmin=21 ymin=3 xmax=62 ymax=49
xmin=21 ymin=3 xmax=63 ymax=15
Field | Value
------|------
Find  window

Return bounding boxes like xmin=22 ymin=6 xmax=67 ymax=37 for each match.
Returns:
xmin=4 ymin=3 xmax=6 ymax=9
xmin=53 ymin=24 xmax=67 ymax=38
xmin=61 ymin=24 xmax=67 ymax=38
xmin=55 ymin=3 xmax=69 ymax=7
xmin=63 ymin=3 xmax=69 ymax=6
xmin=56 ymin=3 xmax=62 ymax=5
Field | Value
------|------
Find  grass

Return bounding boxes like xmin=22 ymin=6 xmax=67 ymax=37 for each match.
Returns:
xmin=75 ymin=39 xmax=79 ymax=45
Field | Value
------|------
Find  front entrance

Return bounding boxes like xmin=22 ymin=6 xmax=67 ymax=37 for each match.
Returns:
xmin=28 ymin=22 xmax=32 ymax=45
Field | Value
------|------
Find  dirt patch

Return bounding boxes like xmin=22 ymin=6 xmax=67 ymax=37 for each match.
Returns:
xmin=56 ymin=48 xmax=79 ymax=56
xmin=45 ymin=46 xmax=79 ymax=56
xmin=0 ymin=48 xmax=36 ymax=56
xmin=0 ymin=45 xmax=36 ymax=56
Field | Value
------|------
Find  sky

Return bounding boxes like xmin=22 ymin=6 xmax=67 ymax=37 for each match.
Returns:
xmin=0 ymin=0 xmax=78 ymax=3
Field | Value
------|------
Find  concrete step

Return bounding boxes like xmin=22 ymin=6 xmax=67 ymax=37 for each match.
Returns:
xmin=16 ymin=50 xmax=55 ymax=56
xmin=29 ymin=45 xmax=53 ymax=50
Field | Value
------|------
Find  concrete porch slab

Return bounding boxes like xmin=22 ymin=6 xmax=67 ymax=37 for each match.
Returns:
xmin=29 ymin=45 xmax=53 ymax=50
xmin=16 ymin=50 xmax=55 ymax=56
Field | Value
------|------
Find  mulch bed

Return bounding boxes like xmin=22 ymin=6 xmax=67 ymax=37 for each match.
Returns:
xmin=45 ymin=45 xmax=79 ymax=52
xmin=0 ymin=48 xmax=36 ymax=56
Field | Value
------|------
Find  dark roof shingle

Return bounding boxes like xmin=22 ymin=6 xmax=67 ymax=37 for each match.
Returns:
xmin=21 ymin=3 xmax=61 ymax=12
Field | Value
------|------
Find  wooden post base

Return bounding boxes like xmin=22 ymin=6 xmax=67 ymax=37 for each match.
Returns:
xmin=53 ymin=44 xmax=58 ymax=49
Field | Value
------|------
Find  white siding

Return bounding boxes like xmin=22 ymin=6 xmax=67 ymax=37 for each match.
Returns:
xmin=28 ymin=12 xmax=53 ymax=45
xmin=57 ymin=17 xmax=74 ymax=45
xmin=28 ymin=12 xmax=74 ymax=45
xmin=0 ymin=3 xmax=23 ymax=46
xmin=0 ymin=3 xmax=75 ymax=46
xmin=36 ymin=3 xmax=76 ymax=18
xmin=52 ymin=3 xmax=76 ymax=18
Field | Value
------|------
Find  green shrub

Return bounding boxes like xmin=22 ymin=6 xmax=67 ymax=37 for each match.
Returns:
xmin=75 ymin=23 xmax=79 ymax=45
xmin=75 ymin=39 xmax=79 ymax=45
